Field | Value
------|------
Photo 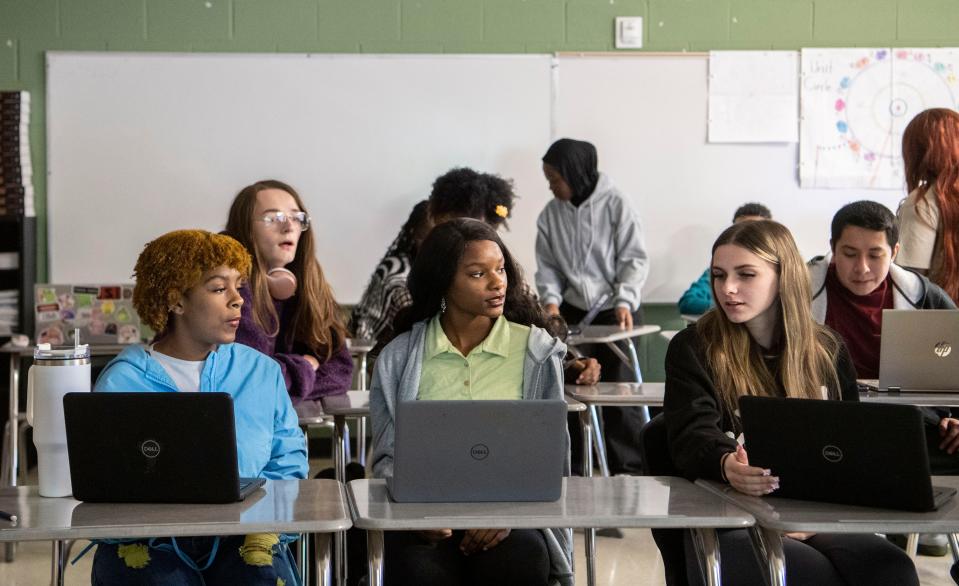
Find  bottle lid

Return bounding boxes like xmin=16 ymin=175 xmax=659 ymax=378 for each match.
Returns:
xmin=34 ymin=328 xmax=90 ymax=360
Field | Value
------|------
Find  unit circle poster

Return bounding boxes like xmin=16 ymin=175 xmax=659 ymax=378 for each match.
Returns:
xmin=800 ymin=48 xmax=959 ymax=189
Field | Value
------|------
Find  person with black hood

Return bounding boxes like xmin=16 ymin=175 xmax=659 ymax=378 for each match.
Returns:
xmin=535 ymin=137 xmax=650 ymax=476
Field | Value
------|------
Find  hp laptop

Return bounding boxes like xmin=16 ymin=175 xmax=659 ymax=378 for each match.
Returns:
xmin=567 ymin=292 xmax=611 ymax=336
xmin=387 ymin=400 xmax=567 ymax=503
xmin=869 ymin=309 xmax=959 ymax=392
xmin=739 ymin=396 xmax=955 ymax=511
xmin=64 ymin=392 xmax=265 ymax=503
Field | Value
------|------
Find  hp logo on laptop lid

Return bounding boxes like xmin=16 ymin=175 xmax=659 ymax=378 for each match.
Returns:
xmin=935 ymin=342 xmax=952 ymax=358
xmin=141 ymin=439 xmax=161 ymax=458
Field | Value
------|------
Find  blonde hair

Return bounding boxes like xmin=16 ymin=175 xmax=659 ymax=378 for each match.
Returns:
xmin=133 ymin=230 xmax=251 ymax=334
xmin=699 ymin=220 xmax=841 ymax=428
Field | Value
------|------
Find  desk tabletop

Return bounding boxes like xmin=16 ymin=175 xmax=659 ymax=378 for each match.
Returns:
xmin=567 ymin=324 xmax=661 ymax=345
xmin=565 ymin=382 xmax=665 ymax=406
xmin=0 ymin=343 xmax=132 ymax=357
xmin=0 ymin=479 xmax=351 ymax=542
xmin=322 ymin=392 xmax=590 ymax=416
xmin=697 ymin=477 xmax=959 ymax=533
xmin=348 ymin=476 xmax=753 ymax=531
xmin=295 ymin=400 xmax=328 ymax=425
xmin=859 ymin=391 xmax=959 ymax=407
xmin=347 ymin=338 xmax=375 ymax=354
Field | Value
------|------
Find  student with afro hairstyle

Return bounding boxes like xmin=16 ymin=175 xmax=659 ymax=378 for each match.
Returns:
xmin=93 ymin=229 xmax=308 ymax=585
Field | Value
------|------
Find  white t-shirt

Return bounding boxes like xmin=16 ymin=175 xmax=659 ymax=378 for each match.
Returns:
xmin=897 ymin=186 xmax=940 ymax=270
xmin=148 ymin=345 xmax=204 ymax=392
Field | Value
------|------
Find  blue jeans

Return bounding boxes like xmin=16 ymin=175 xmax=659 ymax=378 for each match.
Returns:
xmin=91 ymin=535 xmax=300 ymax=586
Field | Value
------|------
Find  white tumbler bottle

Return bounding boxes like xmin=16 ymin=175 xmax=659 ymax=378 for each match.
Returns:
xmin=26 ymin=340 xmax=90 ymax=497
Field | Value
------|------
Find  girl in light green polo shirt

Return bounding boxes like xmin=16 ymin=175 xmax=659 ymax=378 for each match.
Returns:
xmin=370 ymin=218 xmax=574 ymax=586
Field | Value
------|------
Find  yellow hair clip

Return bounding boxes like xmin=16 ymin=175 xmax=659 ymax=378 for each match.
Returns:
xmin=495 ymin=205 xmax=509 ymax=218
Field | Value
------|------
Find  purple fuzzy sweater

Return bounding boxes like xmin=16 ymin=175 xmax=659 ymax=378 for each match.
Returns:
xmin=235 ymin=286 xmax=352 ymax=405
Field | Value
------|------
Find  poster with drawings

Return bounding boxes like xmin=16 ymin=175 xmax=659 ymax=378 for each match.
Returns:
xmin=800 ymin=48 xmax=959 ymax=189
xmin=35 ymin=284 xmax=141 ymax=345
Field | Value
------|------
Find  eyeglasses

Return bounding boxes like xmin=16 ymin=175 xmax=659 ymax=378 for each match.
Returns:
xmin=255 ymin=211 xmax=311 ymax=232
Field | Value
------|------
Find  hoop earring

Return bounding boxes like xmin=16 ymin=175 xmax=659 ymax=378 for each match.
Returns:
xmin=440 ymin=297 xmax=447 ymax=314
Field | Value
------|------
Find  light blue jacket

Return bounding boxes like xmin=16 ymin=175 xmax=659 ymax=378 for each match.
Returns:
xmin=370 ymin=319 xmax=574 ymax=586
xmin=95 ymin=343 xmax=308 ymax=480
xmin=535 ymin=173 xmax=649 ymax=313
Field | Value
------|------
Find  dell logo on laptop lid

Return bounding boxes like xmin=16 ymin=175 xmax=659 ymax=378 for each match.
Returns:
xmin=822 ymin=445 xmax=843 ymax=463
xmin=470 ymin=444 xmax=489 ymax=460
xmin=141 ymin=440 xmax=161 ymax=458
xmin=935 ymin=342 xmax=952 ymax=358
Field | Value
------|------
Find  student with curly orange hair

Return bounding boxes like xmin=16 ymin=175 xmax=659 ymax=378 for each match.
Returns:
xmin=898 ymin=108 xmax=959 ymax=303
xmin=93 ymin=229 xmax=308 ymax=585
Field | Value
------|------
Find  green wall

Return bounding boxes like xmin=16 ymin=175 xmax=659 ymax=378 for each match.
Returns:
xmin=2 ymin=0 xmax=958 ymax=279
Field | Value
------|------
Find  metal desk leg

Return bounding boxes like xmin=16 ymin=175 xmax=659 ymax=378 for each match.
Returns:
xmin=367 ymin=530 xmax=384 ymax=586
xmin=333 ymin=416 xmax=348 ymax=586
xmin=949 ymin=533 xmax=959 ymax=564
xmin=579 ymin=409 xmax=597 ymax=586
xmin=314 ymin=532 xmax=333 ymax=586
xmin=51 ymin=540 xmax=66 ymax=586
xmin=8 ymin=353 xmax=20 ymax=487
xmin=690 ymin=528 xmax=722 ymax=586
xmin=623 ymin=338 xmax=650 ymax=424
xmin=297 ymin=533 xmax=310 ymax=586
xmin=357 ymin=351 xmax=368 ymax=467
xmin=747 ymin=526 xmax=786 ymax=586
xmin=906 ymin=533 xmax=919 ymax=560
xmin=588 ymin=406 xmax=611 ymax=478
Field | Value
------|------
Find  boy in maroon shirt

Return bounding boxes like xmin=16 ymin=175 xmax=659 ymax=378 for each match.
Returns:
xmin=808 ymin=201 xmax=957 ymax=555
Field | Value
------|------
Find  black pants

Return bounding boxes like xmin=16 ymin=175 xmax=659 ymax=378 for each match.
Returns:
xmin=561 ymin=301 xmax=646 ymax=475
xmin=383 ymin=529 xmax=550 ymax=586
xmin=685 ymin=529 xmax=918 ymax=586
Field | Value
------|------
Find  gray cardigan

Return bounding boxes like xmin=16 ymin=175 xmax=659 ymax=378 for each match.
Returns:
xmin=370 ymin=319 xmax=574 ymax=586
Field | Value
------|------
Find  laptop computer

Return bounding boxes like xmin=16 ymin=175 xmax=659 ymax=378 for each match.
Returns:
xmin=739 ymin=396 xmax=956 ymax=512
xmin=387 ymin=400 xmax=567 ymax=503
xmin=874 ymin=309 xmax=959 ymax=392
xmin=567 ymin=292 xmax=611 ymax=336
xmin=64 ymin=392 xmax=265 ymax=503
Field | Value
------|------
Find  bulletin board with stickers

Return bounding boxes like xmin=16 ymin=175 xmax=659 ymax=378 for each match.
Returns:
xmin=34 ymin=284 xmax=141 ymax=345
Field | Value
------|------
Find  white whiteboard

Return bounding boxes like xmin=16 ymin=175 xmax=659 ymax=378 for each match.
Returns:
xmin=47 ymin=53 xmax=552 ymax=302
xmin=48 ymin=52 xmax=908 ymax=304
xmin=555 ymin=55 xmax=902 ymax=301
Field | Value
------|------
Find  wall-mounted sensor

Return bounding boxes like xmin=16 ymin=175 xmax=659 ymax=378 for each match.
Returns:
xmin=615 ymin=17 xmax=643 ymax=49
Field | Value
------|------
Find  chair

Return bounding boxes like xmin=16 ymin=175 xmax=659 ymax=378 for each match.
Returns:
xmin=638 ymin=413 xmax=690 ymax=586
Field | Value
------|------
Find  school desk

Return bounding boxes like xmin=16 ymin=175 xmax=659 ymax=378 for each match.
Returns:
xmin=859 ymin=390 xmax=959 ymax=407
xmin=321 ymin=391 xmax=586 ymax=586
xmin=0 ymin=479 xmax=350 ymax=586
xmin=698 ymin=477 xmax=959 ymax=586
xmin=348 ymin=475 xmax=754 ymax=586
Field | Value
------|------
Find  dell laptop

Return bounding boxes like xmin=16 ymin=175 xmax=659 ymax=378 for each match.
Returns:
xmin=739 ymin=396 xmax=955 ymax=512
xmin=64 ymin=392 xmax=265 ymax=503
xmin=874 ymin=309 xmax=959 ymax=392
xmin=387 ymin=400 xmax=567 ymax=503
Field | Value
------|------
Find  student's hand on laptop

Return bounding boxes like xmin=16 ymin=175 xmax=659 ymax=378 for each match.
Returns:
xmin=615 ymin=306 xmax=633 ymax=330
xmin=939 ymin=418 xmax=959 ymax=454
xmin=723 ymin=445 xmax=779 ymax=496
xmin=570 ymin=358 xmax=601 ymax=385
xmin=460 ymin=528 xmax=510 ymax=555
xmin=785 ymin=532 xmax=816 ymax=541
xmin=417 ymin=529 xmax=453 ymax=543
xmin=545 ymin=303 xmax=560 ymax=316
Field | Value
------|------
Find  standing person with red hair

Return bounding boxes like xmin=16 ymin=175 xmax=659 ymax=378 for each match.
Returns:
xmin=898 ymin=108 xmax=959 ymax=303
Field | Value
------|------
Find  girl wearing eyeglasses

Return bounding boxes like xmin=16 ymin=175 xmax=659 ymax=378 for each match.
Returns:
xmin=225 ymin=179 xmax=353 ymax=405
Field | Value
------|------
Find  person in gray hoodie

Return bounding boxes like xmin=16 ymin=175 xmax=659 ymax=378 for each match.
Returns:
xmin=536 ymin=137 xmax=649 ymax=475
xmin=370 ymin=218 xmax=574 ymax=586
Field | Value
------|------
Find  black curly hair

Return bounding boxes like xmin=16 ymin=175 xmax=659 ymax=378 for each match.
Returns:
xmin=428 ymin=167 xmax=516 ymax=229
xmin=394 ymin=218 xmax=562 ymax=337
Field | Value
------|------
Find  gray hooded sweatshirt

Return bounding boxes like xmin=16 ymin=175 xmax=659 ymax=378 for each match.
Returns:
xmin=370 ymin=319 xmax=574 ymax=586
xmin=535 ymin=172 xmax=649 ymax=313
